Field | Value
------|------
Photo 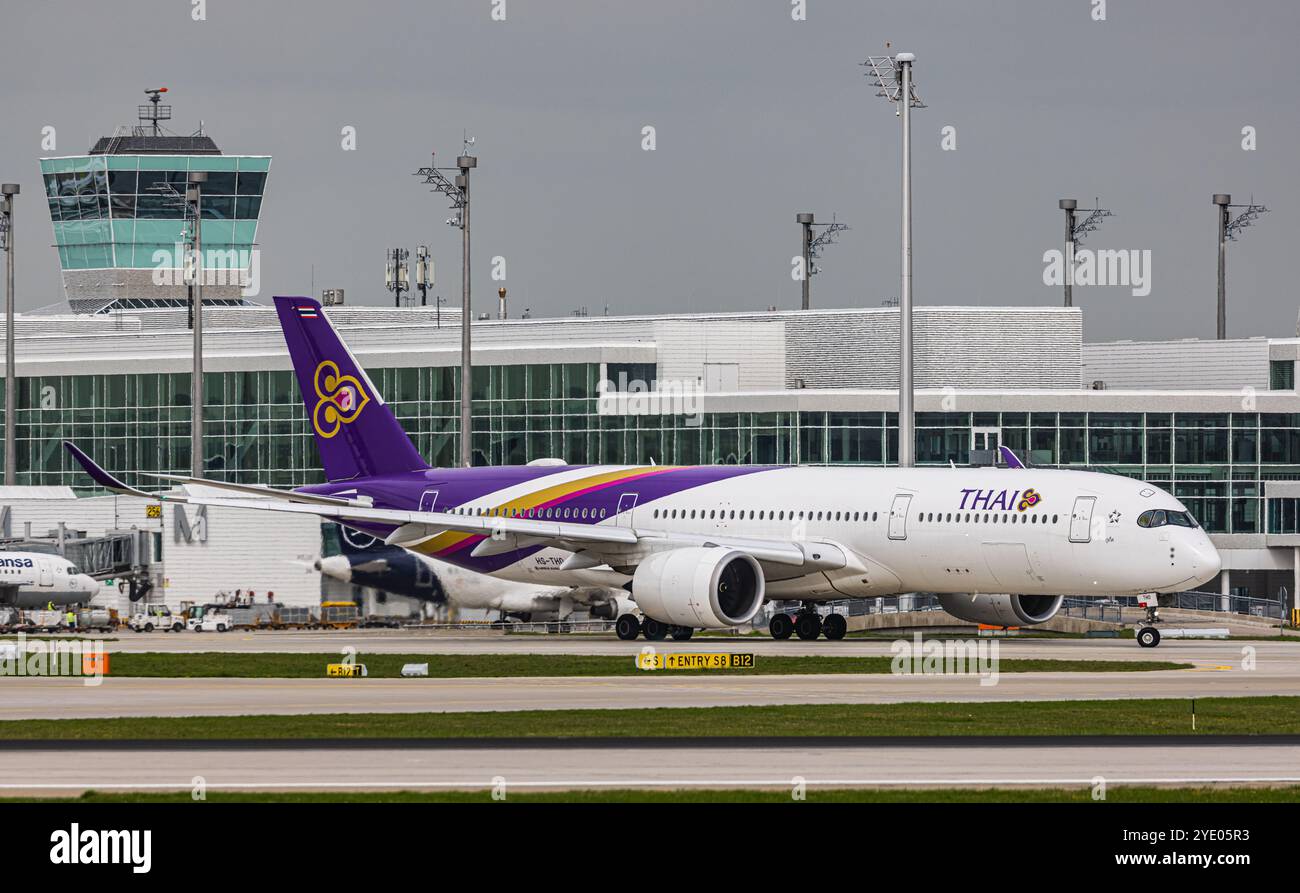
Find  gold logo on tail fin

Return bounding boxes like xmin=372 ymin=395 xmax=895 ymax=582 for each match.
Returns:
xmin=312 ymin=360 xmax=371 ymax=438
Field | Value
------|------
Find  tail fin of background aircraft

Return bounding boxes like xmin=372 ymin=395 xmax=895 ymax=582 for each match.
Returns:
xmin=273 ymin=296 xmax=429 ymax=482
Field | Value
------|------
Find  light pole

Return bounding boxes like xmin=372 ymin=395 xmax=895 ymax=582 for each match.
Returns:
xmin=1057 ymin=198 xmax=1113 ymax=308
xmin=795 ymin=212 xmax=849 ymax=310
xmin=864 ymin=51 xmax=923 ymax=467
xmin=187 ymin=172 xmax=206 ymax=478
xmin=414 ymin=147 xmax=476 ymax=467
xmin=1059 ymin=199 xmax=1076 ymax=308
xmin=457 ymin=154 xmax=475 ymax=467
xmin=1 ymin=184 xmax=17 ymax=486
xmin=1212 ymin=194 xmax=1270 ymax=340
xmin=796 ymin=212 xmax=813 ymax=310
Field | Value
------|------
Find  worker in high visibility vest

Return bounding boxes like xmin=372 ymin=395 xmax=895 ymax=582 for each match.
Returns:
xmin=65 ymin=610 xmax=76 ymax=631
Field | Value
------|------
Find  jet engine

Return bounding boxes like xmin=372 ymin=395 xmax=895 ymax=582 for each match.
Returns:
xmin=589 ymin=595 xmax=637 ymax=620
xmin=632 ymin=547 xmax=765 ymax=629
xmin=935 ymin=593 xmax=1063 ymax=627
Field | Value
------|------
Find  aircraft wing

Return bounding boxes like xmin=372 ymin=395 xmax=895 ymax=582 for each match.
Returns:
xmin=64 ymin=442 xmax=842 ymax=572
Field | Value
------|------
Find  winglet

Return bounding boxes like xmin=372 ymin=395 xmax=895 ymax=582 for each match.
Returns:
xmin=63 ymin=441 xmax=159 ymax=498
xmin=998 ymin=445 xmax=1026 ymax=469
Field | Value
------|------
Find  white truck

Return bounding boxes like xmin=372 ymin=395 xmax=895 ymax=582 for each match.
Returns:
xmin=128 ymin=606 xmax=185 ymax=633
xmin=185 ymin=604 xmax=232 ymax=633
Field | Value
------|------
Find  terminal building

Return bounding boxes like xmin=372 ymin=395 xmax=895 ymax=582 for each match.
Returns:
xmin=0 ymin=302 xmax=1297 ymax=612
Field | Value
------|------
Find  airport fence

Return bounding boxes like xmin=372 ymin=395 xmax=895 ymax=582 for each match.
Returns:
xmin=1059 ymin=599 xmax=1124 ymax=624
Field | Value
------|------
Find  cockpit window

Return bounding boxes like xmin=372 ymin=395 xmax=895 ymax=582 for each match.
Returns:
xmin=1137 ymin=509 xmax=1198 ymax=529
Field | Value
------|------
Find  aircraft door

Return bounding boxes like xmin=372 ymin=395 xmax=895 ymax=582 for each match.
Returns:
xmin=37 ymin=560 xmax=53 ymax=587
xmin=888 ymin=494 xmax=913 ymax=540
xmin=1069 ymin=496 xmax=1097 ymax=543
xmin=616 ymin=492 xmax=639 ymax=527
xmin=419 ymin=489 xmax=440 ymax=512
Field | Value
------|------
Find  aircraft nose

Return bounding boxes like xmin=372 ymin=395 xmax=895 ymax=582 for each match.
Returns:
xmin=1188 ymin=536 xmax=1222 ymax=588
xmin=82 ymin=575 xmax=102 ymax=596
xmin=315 ymin=555 xmax=352 ymax=583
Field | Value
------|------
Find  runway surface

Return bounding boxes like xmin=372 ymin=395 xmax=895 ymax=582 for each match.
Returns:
xmin=2 ymin=738 xmax=1297 ymax=795
xmin=3 ymin=656 xmax=1298 ymax=720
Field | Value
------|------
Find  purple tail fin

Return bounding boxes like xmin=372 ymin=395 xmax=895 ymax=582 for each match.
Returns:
xmin=274 ymin=296 xmax=428 ymax=482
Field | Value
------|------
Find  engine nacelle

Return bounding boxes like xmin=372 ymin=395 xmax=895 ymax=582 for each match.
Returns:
xmin=632 ymin=547 xmax=765 ymax=629
xmin=936 ymin=593 xmax=1063 ymax=627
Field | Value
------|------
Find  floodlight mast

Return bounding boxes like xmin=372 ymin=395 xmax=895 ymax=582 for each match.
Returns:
xmin=863 ymin=51 xmax=923 ymax=467
xmin=1 ymin=184 xmax=17 ymax=485
xmin=414 ymin=146 xmax=477 ymax=467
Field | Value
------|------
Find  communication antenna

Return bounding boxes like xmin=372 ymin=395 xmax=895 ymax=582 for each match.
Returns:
xmin=415 ymin=245 xmax=434 ymax=306
xmin=385 ymin=248 xmax=410 ymax=307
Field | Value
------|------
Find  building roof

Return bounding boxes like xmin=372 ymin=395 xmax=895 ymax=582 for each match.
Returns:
xmin=88 ymin=134 xmax=222 ymax=155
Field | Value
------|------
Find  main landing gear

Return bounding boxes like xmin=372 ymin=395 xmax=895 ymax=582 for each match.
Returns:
xmin=768 ymin=604 xmax=847 ymax=641
xmin=1136 ymin=604 xmax=1162 ymax=648
xmin=615 ymin=614 xmax=694 ymax=641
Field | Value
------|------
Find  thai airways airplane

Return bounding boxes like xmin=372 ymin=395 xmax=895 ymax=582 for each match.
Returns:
xmin=0 ymin=551 xmax=101 ymax=609
xmin=65 ymin=296 xmax=1220 ymax=648
xmin=317 ymin=526 xmax=633 ymax=622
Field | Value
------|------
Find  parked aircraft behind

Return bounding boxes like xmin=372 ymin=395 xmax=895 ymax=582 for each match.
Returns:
xmin=65 ymin=297 xmax=1221 ymax=647
xmin=317 ymin=526 xmax=631 ymax=622
xmin=0 ymin=551 xmax=102 ymax=608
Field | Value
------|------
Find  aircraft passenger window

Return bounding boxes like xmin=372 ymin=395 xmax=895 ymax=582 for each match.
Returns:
xmin=872 ymin=512 xmax=878 ymax=521
xmin=1052 ymin=514 xmax=1059 ymax=523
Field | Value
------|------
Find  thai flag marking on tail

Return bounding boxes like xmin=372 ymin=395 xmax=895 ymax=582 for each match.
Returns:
xmin=295 ymin=304 xmax=320 ymax=319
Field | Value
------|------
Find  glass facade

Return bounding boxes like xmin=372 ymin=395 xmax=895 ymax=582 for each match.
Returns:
xmin=4 ymin=361 xmax=1299 ymax=535
xmin=39 ymin=154 xmax=269 ymax=272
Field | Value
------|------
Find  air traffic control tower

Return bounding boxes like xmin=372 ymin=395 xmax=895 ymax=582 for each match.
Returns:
xmin=38 ymin=89 xmax=270 ymax=314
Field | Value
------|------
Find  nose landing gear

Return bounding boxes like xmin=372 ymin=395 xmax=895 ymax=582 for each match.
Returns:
xmin=1136 ymin=604 xmax=1162 ymax=648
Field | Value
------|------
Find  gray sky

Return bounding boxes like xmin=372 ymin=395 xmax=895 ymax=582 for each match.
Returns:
xmin=2 ymin=0 xmax=1296 ymax=341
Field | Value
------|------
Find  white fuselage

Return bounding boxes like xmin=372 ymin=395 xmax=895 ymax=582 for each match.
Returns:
xmin=465 ymin=466 xmax=1220 ymax=601
xmin=0 ymin=552 xmax=102 ymax=609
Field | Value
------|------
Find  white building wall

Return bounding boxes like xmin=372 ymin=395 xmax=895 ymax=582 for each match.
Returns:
xmin=0 ymin=493 xmax=321 ymax=611
xmin=784 ymin=307 xmax=1083 ymax=389
xmin=653 ymin=319 xmax=785 ymax=391
xmin=1082 ymin=338 xmax=1271 ymax=389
